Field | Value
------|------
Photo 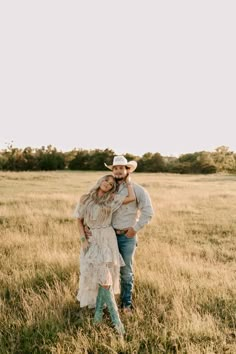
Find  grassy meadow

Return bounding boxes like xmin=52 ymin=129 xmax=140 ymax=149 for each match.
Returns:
xmin=0 ymin=171 xmax=236 ymax=354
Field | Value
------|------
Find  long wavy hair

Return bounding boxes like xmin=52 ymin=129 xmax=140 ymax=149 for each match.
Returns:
xmin=80 ymin=174 xmax=117 ymax=224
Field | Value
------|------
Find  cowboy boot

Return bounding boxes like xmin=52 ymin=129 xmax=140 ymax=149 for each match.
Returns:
xmin=101 ymin=286 xmax=125 ymax=336
xmin=93 ymin=285 xmax=105 ymax=324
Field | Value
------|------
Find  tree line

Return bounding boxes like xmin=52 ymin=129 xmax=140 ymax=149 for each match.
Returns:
xmin=0 ymin=145 xmax=235 ymax=174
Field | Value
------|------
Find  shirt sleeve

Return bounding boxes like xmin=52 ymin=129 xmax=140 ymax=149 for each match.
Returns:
xmin=111 ymin=194 xmax=126 ymax=213
xmin=133 ymin=186 xmax=154 ymax=232
xmin=73 ymin=202 xmax=85 ymax=219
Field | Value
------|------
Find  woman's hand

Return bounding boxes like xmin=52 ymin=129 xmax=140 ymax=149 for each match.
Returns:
xmin=122 ymin=174 xmax=135 ymax=204
xmin=81 ymin=237 xmax=89 ymax=251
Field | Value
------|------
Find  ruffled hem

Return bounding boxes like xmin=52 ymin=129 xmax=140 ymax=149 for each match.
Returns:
xmin=77 ymin=265 xmax=121 ymax=308
xmin=77 ymin=226 xmax=124 ymax=308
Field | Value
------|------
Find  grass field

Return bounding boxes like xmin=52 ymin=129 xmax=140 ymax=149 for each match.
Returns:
xmin=0 ymin=171 xmax=236 ymax=354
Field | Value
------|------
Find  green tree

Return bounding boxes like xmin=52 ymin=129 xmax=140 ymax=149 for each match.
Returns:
xmin=196 ymin=152 xmax=217 ymax=174
xmin=212 ymin=146 xmax=236 ymax=172
xmin=138 ymin=152 xmax=165 ymax=172
xmin=68 ymin=149 xmax=90 ymax=170
xmin=89 ymin=149 xmax=115 ymax=170
xmin=37 ymin=146 xmax=65 ymax=170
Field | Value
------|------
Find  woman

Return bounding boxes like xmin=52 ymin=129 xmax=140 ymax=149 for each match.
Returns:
xmin=74 ymin=174 xmax=135 ymax=335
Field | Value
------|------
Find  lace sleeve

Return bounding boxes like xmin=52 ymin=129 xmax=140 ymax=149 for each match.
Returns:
xmin=73 ymin=202 xmax=85 ymax=219
xmin=111 ymin=194 xmax=126 ymax=213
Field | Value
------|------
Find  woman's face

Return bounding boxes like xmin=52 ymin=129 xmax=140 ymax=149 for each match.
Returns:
xmin=99 ymin=176 xmax=115 ymax=193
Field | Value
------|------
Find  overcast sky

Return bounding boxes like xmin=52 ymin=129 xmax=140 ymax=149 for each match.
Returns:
xmin=0 ymin=1 xmax=235 ymax=157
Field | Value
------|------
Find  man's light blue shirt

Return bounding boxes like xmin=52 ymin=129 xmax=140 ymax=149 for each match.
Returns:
xmin=112 ymin=182 xmax=154 ymax=232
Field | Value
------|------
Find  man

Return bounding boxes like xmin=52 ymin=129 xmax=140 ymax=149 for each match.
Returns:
xmin=104 ymin=155 xmax=154 ymax=314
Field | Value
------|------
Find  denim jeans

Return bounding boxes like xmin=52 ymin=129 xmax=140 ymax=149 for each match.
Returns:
xmin=116 ymin=233 xmax=137 ymax=308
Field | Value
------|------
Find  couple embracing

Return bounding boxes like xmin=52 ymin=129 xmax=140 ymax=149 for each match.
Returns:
xmin=74 ymin=155 xmax=154 ymax=335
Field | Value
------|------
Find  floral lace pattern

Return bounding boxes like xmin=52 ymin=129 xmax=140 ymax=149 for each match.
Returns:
xmin=74 ymin=194 xmax=126 ymax=308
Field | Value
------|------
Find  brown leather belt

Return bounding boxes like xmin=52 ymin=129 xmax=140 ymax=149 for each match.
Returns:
xmin=114 ymin=228 xmax=128 ymax=235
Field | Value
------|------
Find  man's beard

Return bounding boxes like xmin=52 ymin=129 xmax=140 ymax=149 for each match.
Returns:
xmin=115 ymin=177 xmax=124 ymax=181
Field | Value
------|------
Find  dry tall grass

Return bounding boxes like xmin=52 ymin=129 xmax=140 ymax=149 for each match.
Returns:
xmin=0 ymin=171 xmax=235 ymax=353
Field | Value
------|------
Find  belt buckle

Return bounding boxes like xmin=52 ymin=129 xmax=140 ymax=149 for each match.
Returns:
xmin=115 ymin=229 xmax=128 ymax=235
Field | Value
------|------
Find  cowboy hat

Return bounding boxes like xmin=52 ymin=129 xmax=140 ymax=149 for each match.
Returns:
xmin=104 ymin=155 xmax=137 ymax=173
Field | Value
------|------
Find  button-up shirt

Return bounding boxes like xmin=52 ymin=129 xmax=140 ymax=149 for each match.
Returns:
xmin=112 ymin=182 xmax=154 ymax=232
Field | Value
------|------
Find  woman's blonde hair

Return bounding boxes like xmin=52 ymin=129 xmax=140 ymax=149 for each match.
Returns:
xmin=80 ymin=175 xmax=117 ymax=224
xmin=80 ymin=174 xmax=116 ymax=204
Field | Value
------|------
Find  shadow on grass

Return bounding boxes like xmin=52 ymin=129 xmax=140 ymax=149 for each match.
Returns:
xmin=130 ymin=279 xmax=235 ymax=353
xmin=0 ymin=303 xmax=95 ymax=354
xmin=130 ymin=279 xmax=184 ymax=354
xmin=1 ymin=276 xmax=181 ymax=354
xmin=199 ymin=295 xmax=236 ymax=330
xmin=3 ymin=271 xmax=234 ymax=353
xmin=1 ymin=270 xmax=93 ymax=354
xmin=1 ymin=318 xmax=64 ymax=354
xmin=3 ymin=264 xmax=72 ymax=302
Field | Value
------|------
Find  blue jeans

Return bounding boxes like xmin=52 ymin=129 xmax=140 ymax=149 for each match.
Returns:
xmin=116 ymin=233 xmax=137 ymax=308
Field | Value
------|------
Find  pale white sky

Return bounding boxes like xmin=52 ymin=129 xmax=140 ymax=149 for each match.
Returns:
xmin=0 ymin=1 xmax=235 ymax=157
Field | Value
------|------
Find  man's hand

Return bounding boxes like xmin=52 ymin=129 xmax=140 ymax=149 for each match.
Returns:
xmin=84 ymin=225 xmax=92 ymax=238
xmin=125 ymin=227 xmax=136 ymax=238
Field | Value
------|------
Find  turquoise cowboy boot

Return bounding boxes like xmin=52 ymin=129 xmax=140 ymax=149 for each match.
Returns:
xmin=101 ymin=286 xmax=125 ymax=336
xmin=93 ymin=285 xmax=105 ymax=324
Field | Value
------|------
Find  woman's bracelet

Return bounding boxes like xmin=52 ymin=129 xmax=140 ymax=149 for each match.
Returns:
xmin=80 ymin=236 xmax=86 ymax=242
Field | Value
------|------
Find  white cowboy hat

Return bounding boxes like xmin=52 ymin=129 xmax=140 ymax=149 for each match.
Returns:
xmin=104 ymin=155 xmax=137 ymax=173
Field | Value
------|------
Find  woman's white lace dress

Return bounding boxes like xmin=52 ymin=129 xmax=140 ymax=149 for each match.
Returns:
xmin=74 ymin=194 xmax=125 ymax=308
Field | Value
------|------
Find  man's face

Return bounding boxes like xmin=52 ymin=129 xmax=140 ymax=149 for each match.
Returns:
xmin=112 ymin=165 xmax=128 ymax=181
